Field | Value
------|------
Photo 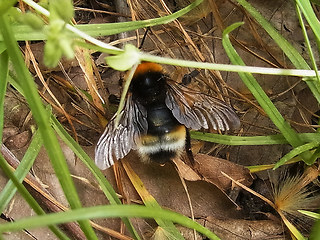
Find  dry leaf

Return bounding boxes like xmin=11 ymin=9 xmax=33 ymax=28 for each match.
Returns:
xmin=194 ymin=153 xmax=253 ymax=191
xmin=173 ymin=153 xmax=253 ymax=192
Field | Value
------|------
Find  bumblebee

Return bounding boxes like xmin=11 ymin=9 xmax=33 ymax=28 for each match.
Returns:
xmin=95 ymin=62 xmax=240 ymax=170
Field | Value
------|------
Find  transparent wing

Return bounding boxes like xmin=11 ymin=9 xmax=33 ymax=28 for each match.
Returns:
xmin=165 ymin=80 xmax=240 ymax=131
xmin=95 ymin=94 xmax=147 ymax=169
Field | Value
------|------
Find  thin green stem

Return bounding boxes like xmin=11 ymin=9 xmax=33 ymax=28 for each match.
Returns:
xmin=140 ymin=53 xmax=320 ymax=77
xmin=22 ymin=0 xmax=121 ymax=53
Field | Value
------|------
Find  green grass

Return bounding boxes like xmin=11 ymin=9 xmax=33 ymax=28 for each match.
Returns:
xmin=0 ymin=205 xmax=219 ymax=240
xmin=0 ymin=0 xmax=319 ymax=239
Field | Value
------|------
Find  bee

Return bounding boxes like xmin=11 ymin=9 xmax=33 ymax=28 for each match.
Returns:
xmin=95 ymin=62 xmax=240 ymax=170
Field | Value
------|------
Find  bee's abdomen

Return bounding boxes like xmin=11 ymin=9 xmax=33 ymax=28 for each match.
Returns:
xmin=136 ymin=105 xmax=186 ymax=164
xmin=146 ymin=104 xmax=179 ymax=134
xmin=137 ymin=125 xmax=186 ymax=164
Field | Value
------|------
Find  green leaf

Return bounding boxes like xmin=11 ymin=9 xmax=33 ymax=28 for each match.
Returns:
xmin=106 ymin=44 xmax=140 ymax=71
xmin=4 ymin=7 xmax=22 ymax=23
xmin=44 ymin=37 xmax=62 ymax=67
xmin=20 ymin=11 xmax=44 ymax=30
xmin=0 ymin=0 xmax=204 ymax=41
xmin=0 ymin=0 xmax=17 ymax=16
xmin=44 ymin=19 xmax=74 ymax=67
xmin=49 ymin=0 xmax=74 ymax=22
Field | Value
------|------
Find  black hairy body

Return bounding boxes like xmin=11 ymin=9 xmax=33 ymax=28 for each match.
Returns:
xmin=95 ymin=62 xmax=240 ymax=170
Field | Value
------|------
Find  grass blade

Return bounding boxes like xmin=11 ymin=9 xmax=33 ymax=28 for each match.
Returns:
xmin=273 ymin=142 xmax=320 ymax=169
xmin=0 ymin=130 xmax=42 ymax=213
xmin=0 ymin=154 xmax=70 ymax=239
xmin=0 ymin=14 xmax=97 ymax=239
xmin=51 ymin=116 xmax=141 ymax=239
xmin=222 ymin=22 xmax=312 ymax=164
xmin=295 ymin=0 xmax=320 ymax=43
xmin=0 ymin=50 xmax=8 ymax=141
xmin=123 ymin=162 xmax=184 ymax=240
xmin=236 ymin=0 xmax=320 ymax=103
xmin=190 ymin=132 xmax=320 ymax=145
xmin=0 ymin=205 xmax=220 ymax=240
xmin=298 ymin=210 xmax=320 ymax=220
xmin=295 ymin=5 xmax=320 ymax=84
xmin=6 ymin=62 xmax=141 ymax=240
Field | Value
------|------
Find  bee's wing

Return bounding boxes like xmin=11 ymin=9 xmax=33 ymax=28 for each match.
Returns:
xmin=95 ymin=94 xmax=147 ymax=170
xmin=165 ymin=80 xmax=240 ymax=131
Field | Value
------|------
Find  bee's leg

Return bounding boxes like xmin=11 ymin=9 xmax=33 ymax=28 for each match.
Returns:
xmin=108 ymin=94 xmax=120 ymax=104
xmin=181 ymin=70 xmax=200 ymax=86
xmin=185 ymin=128 xmax=195 ymax=166
xmin=139 ymin=27 xmax=150 ymax=49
